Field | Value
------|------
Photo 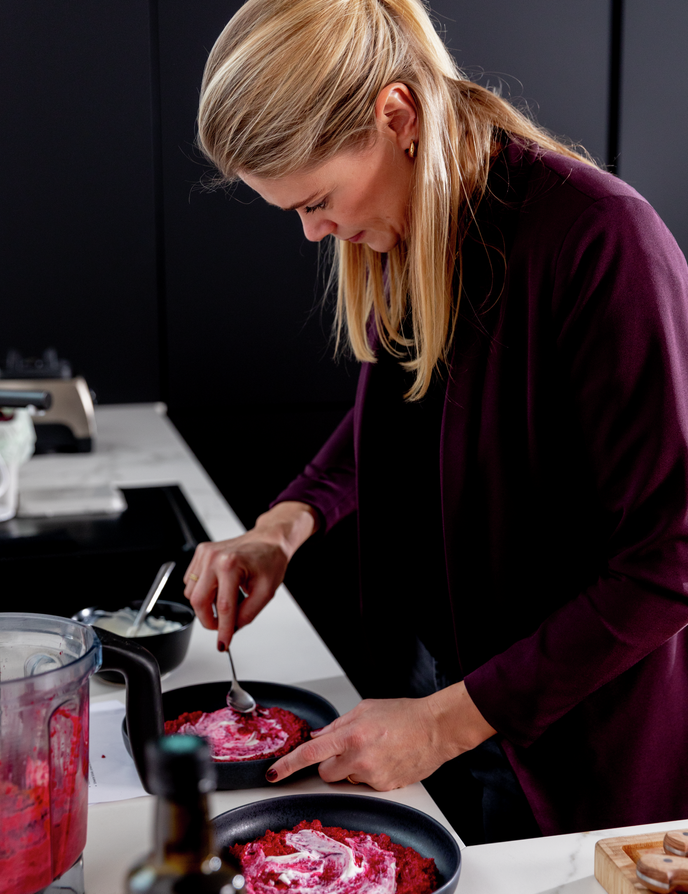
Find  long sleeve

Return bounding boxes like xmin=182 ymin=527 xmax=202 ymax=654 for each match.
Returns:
xmin=271 ymin=406 xmax=358 ymax=532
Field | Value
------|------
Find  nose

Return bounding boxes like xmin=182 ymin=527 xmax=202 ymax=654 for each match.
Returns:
xmin=297 ymin=212 xmax=335 ymax=243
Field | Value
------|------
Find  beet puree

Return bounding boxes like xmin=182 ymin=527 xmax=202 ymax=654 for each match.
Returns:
xmin=0 ymin=705 xmax=88 ymax=894
xmin=229 ymin=819 xmax=440 ymax=893
xmin=164 ymin=703 xmax=310 ymax=761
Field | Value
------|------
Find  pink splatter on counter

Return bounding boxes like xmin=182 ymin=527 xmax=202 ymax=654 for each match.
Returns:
xmin=229 ymin=820 xmax=440 ymax=893
xmin=164 ymin=704 xmax=311 ymax=761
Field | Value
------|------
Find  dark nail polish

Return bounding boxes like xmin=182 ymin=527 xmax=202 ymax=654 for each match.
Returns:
xmin=218 ymin=641 xmax=226 ymax=653
xmin=266 ymin=768 xmax=278 ymax=782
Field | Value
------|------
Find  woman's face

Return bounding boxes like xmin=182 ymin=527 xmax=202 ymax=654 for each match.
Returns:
xmin=241 ymin=124 xmax=416 ymax=253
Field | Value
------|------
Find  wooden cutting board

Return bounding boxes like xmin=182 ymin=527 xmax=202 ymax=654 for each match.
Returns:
xmin=595 ymin=831 xmax=672 ymax=894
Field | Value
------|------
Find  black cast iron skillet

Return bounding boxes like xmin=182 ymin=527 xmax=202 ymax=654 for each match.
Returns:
xmin=122 ymin=679 xmax=338 ymax=790
xmin=213 ymin=792 xmax=462 ymax=893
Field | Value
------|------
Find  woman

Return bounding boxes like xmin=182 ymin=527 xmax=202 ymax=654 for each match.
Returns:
xmin=184 ymin=0 xmax=688 ymax=842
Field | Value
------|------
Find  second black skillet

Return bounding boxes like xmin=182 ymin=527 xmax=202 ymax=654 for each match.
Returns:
xmin=122 ymin=679 xmax=338 ymax=790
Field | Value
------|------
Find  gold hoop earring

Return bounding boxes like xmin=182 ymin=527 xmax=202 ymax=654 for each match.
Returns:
xmin=408 ymin=140 xmax=417 ymax=159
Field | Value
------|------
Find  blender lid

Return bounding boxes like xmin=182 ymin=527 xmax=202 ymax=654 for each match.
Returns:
xmin=0 ymin=612 xmax=102 ymax=695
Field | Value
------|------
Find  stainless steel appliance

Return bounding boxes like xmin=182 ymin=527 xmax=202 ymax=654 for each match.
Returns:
xmin=0 ymin=349 xmax=96 ymax=452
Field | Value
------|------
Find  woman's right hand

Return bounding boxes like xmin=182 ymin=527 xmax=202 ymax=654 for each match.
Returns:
xmin=183 ymin=501 xmax=319 ymax=651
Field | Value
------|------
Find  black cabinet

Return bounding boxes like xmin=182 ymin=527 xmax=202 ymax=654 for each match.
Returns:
xmin=432 ymin=0 xmax=612 ymax=165
xmin=156 ymin=1 xmax=356 ymax=413
xmin=618 ymin=0 xmax=688 ymax=254
xmin=0 ymin=1 xmax=160 ymax=403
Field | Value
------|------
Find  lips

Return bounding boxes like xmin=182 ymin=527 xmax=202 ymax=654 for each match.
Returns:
xmin=347 ymin=231 xmax=364 ymax=243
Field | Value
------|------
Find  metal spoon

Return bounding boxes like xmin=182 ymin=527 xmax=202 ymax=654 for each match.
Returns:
xmin=127 ymin=561 xmax=176 ymax=637
xmin=226 ymin=649 xmax=256 ymax=713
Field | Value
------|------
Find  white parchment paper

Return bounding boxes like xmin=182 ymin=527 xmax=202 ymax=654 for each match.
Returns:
xmin=88 ymin=700 xmax=148 ymax=804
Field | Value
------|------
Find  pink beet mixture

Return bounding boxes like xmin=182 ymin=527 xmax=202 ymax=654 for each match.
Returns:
xmin=0 ymin=706 xmax=88 ymax=894
xmin=230 ymin=819 xmax=440 ymax=893
xmin=165 ymin=703 xmax=311 ymax=761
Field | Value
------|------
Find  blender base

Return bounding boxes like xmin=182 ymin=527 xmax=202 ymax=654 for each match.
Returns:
xmin=39 ymin=855 xmax=84 ymax=894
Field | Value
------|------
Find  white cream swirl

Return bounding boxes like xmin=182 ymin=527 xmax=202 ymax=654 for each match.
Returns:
xmin=243 ymin=829 xmax=397 ymax=893
xmin=175 ymin=707 xmax=290 ymax=761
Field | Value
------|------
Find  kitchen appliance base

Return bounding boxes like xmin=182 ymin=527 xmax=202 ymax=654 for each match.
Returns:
xmin=41 ymin=854 xmax=84 ymax=894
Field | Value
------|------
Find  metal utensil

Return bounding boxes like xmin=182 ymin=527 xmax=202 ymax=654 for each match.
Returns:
xmin=226 ymin=650 xmax=256 ymax=713
xmin=127 ymin=561 xmax=176 ymax=636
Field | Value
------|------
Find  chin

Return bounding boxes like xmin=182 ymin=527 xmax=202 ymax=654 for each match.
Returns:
xmin=365 ymin=234 xmax=400 ymax=253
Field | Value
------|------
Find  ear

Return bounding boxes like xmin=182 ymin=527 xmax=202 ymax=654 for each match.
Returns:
xmin=374 ymin=82 xmax=418 ymax=151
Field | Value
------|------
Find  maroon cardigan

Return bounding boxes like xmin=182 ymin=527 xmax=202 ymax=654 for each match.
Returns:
xmin=275 ymin=141 xmax=688 ymax=835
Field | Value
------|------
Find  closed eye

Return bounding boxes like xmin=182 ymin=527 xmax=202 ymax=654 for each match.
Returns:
xmin=305 ymin=199 xmax=328 ymax=214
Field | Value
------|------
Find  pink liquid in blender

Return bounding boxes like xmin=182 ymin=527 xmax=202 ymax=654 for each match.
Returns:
xmin=0 ymin=703 xmax=89 ymax=894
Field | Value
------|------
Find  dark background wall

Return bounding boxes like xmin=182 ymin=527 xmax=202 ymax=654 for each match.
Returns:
xmin=2 ymin=0 xmax=686 ymax=524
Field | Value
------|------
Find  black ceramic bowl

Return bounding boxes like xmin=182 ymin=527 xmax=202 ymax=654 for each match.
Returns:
xmin=213 ymin=793 xmax=462 ymax=893
xmin=73 ymin=599 xmax=195 ymax=683
xmin=122 ymin=680 xmax=339 ymax=790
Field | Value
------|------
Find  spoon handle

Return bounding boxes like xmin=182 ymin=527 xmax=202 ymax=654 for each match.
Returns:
xmin=228 ymin=648 xmax=239 ymax=684
xmin=131 ymin=561 xmax=176 ymax=632
xmin=227 ymin=648 xmax=256 ymax=712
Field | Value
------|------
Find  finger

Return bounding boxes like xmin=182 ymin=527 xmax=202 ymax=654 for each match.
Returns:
xmin=183 ymin=559 xmax=197 ymax=594
xmin=183 ymin=570 xmax=200 ymax=600
xmin=215 ymin=573 xmax=240 ymax=651
xmin=309 ymin=720 xmax=335 ymax=738
xmin=188 ymin=570 xmax=219 ymax=630
xmin=316 ymin=753 xmax=362 ymax=784
xmin=235 ymin=579 xmax=278 ymax=629
xmin=317 ymin=754 xmax=397 ymax=791
xmin=265 ymin=734 xmax=341 ymax=783
xmin=308 ymin=710 xmax=355 ymax=739
xmin=183 ymin=543 xmax=210 ymax=595
xmin=183 ymin=561 xmax=197 ymax=585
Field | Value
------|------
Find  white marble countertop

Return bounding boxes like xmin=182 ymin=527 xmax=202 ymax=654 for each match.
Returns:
xmin=18 ymin=402 xmax=243 ymax=544
xmin=18 ymin=404 xmax=687 ymax=894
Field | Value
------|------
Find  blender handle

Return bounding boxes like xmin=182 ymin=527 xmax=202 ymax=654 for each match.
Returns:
xmin=0 ymin=389 xmax=52 ymax=410
xmin=96 ymin=628 xmax=164 ymax=793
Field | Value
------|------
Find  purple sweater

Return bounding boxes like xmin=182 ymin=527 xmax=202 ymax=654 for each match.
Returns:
xmin=275 ymin=141 xmax=688 ymax=835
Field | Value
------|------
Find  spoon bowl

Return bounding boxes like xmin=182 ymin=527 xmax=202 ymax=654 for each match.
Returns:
xmin=227 ymin=650 xmax=256 ymax=713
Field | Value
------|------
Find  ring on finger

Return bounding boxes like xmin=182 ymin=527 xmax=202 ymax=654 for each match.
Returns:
xmin=188 ymin=573 xmax=199 ymax=582
xmin=346 ymin=775 xmax=359 ymax=785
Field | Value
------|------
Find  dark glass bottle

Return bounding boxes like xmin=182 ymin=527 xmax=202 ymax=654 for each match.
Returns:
xmin=125 ymin=735 xmax=245 ymax=893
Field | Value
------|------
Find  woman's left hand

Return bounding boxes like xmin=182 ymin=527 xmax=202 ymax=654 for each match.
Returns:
xmin=266 ymin=681 xmax=497 ymax=790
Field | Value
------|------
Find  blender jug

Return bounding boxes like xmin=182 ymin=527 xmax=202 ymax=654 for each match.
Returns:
xmin=0 ymin=613 xmax=163 ymax=894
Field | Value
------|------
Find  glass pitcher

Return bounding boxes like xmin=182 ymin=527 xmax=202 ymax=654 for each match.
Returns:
xmin=0 ymin=612 xmax=163 ymax=894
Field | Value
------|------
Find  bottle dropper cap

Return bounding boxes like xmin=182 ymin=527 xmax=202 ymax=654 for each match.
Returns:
xmin=146 ymin=734 xmax=217 ymax=797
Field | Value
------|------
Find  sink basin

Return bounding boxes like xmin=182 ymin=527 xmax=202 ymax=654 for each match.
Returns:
xmin=0 ymin=486 xmax=208 ymax=618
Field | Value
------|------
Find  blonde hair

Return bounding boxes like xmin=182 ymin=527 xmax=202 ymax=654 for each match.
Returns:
xmin=198 ymin=0 xmax=595 ymax=399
